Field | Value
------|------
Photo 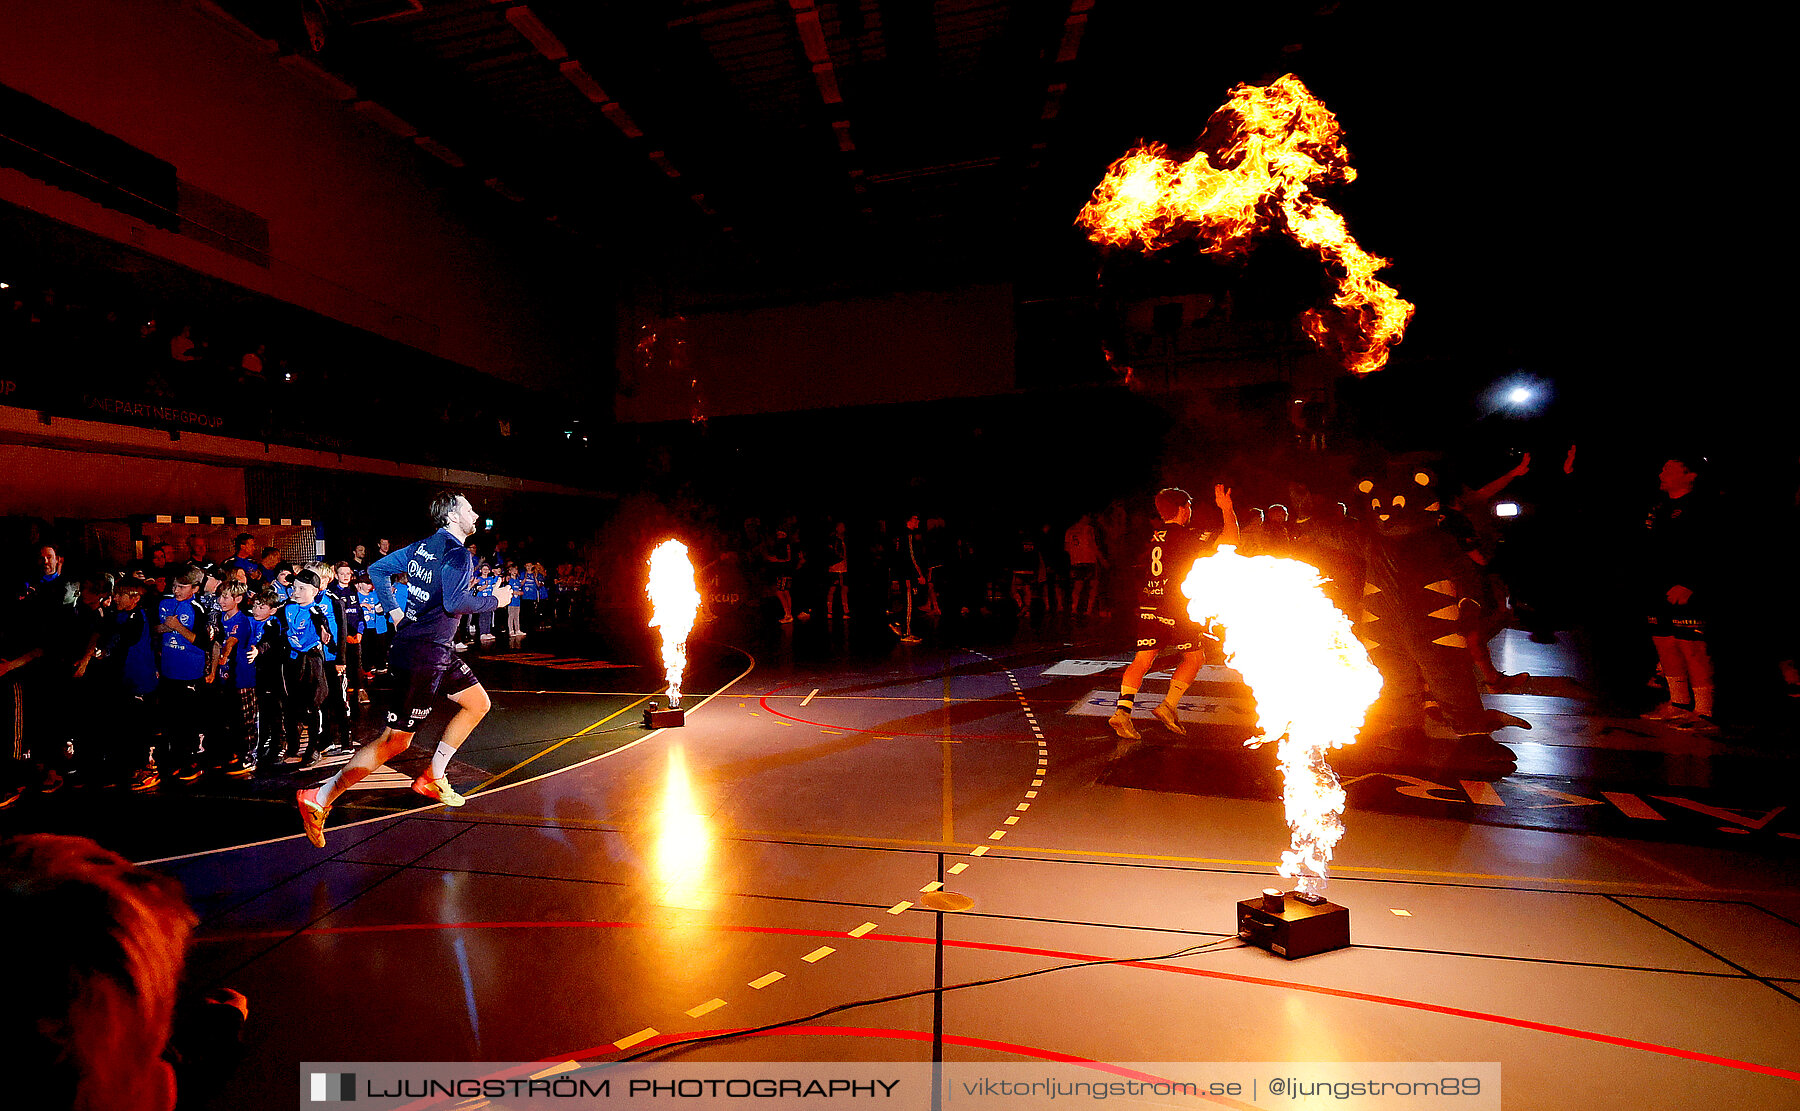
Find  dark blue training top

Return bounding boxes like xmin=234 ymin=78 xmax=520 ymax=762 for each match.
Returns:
xmin=369 ymin=528 xmax=497 ymax=671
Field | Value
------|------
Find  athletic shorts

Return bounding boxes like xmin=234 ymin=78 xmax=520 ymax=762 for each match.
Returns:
xmin=385 ymin=656 xmax=481 ymax=733
xmin=1646 ymin=608 xmax=1708 ymax=641
xmin=1136 ymin=607 xmax=1204 ymax=653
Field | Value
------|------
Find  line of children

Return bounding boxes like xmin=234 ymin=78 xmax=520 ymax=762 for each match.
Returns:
xmin=14 ymin=539 xmax=561 ymax=798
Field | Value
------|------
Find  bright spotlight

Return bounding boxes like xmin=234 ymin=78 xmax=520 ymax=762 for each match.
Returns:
xmin=1494 ymin=501 xmax=1521 ymax=518
xmin=1509 ymin=387 xmax=1532 ymax=405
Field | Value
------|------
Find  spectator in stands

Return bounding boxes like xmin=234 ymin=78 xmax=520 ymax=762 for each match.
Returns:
xmin=0 ymin=833 xmax=197 ymax=1111
xmin=764 ymin=530 xmax=795 ymax=625
xmin=1037 ymin=521 xmax=1069 ymax=626
xmin=347 ymin=542 xmax=369 ymax=575
xmin=17 ymin=542 xmax=67 ymax=602
xmin=1065 ymin=513 xmax=1103 ymax=622
xmin=238 ymin=343 xmax=265 ymax=379
xmin=825 ymin=520 xmax=850 ymax=621
xmin=169 ymin=324 xmax=198 ymax=363
xmin=893 ymin=515 xmax=925 ymax=643
xmin=1 ymin=544 xmax=82 ymax=797
xmin=144 ymin=544 xmax=174 ymax=595
xmin=1236 ymin=507 xmax=1269 ymax=554
xmin=184 ymin=536 xmax=212 ymax=571
xmin=228 ymin=534 xmax=262 ymax=582
xmin=1640 ymin=454 xmax=1722 ymax=733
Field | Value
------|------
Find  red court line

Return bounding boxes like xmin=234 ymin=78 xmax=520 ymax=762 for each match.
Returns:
xmin=203 ymin=918 xmax=1800 ymax=1080
xmin=758 ymin=681 xmax=1033 ymax=741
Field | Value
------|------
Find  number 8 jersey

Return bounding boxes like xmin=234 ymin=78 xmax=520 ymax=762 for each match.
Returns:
xmin=1137 ymin=520 xmax=1215 ymax=614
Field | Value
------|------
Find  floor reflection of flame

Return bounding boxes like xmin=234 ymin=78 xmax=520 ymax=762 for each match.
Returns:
xmin=652 ymin=744 xmax=713 ymax=912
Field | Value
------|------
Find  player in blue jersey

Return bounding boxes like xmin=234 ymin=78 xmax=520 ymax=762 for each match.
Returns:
xmin=296 ymin=492 xmax=508 ymax=847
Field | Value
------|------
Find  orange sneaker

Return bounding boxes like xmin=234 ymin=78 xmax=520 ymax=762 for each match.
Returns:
xmin=296 ymin=786 xmax=330 ymax=848
xmin=410 ymin=773 xmax=466 ymax=808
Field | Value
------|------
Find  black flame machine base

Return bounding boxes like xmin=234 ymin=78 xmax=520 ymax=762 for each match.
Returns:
xmin=1237 ymin=889 xmax=1349 ymax=959
xmin=644 ymin=702 xmax=686 ymax=728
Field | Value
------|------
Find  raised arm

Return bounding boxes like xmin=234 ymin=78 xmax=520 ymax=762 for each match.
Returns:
xmin=1214 ymin=484 xmax=1239 ymax=549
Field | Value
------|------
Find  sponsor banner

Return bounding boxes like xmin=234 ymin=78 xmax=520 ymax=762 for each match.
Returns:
xmin=302 ymin=1061 xmax=1500 ymax=1109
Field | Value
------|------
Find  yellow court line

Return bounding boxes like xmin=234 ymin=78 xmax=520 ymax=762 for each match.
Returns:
xmin=469 ymin=695 xmax=655 ymax=795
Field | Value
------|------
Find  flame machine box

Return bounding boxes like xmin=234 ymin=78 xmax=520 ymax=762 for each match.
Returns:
xmin=1237 ymin=890 xmax=1350 ymax=959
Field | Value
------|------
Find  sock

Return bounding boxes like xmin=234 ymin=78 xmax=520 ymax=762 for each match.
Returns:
xmin=1116 ymin=686 xmax=1138 ymax=714
xmin=1163 ymin=678 xmax=1190 ymax=708
xmin=429 ymin=741 xmax=456 ymax=780
xmin=1666 ymin=677 xmax=1692 ymax=706
xmin=1691 ymin=685 xmax=1715 ymax=718
xmin=317 ymin=763 xmax=370 ymax=806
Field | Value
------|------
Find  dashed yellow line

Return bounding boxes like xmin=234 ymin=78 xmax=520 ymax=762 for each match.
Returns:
xmin=613 ymin=1028 xmax=658 ymax=1050
xmin=749 ymin=971 xmax=784 ymax=989
xmin=802 ymin=946 xmax=836 ymax=963
xmin=887 ymin=901 xmax=913 ymax=915
xmin=920 ymin=881 xmax=944 ymax=893
xmin=530 ymin=1062 xmax=580 ymax=1080
xmin=848 ymin=922 xmax=878 ymax=937
xmin=685 ymin=998 xmax=727 ymax=1018
xmin=947 ymin=862 xmax=968 ymax=875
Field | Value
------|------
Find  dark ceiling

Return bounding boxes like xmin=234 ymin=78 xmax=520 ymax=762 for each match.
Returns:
xmin=213 ymin=1 xmax=1380 ymax=293
xmin=203 ymin=0 xmax=1749 ymax=383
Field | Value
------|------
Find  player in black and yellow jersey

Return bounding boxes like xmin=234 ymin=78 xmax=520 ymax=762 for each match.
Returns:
xmin=1109 ymin=484 xmax=1238 ymax=741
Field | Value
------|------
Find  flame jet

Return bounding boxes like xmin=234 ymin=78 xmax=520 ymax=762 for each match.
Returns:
xmin=1078 ymin=73 xmax=1414 ymax=376
xmin=1184 ymin=546 xmax=1382 ymax=899
xmin=646 ymin=540 xmax=702 ymax=708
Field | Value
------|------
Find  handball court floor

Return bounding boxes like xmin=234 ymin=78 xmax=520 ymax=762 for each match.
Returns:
xmin=97 ymin=621 xmax=1800 ymax=1107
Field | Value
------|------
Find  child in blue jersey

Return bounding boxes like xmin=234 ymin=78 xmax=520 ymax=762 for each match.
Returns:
xmin=517 ymin=562 xmax=545 ymax=635
xmin=255 ymin=571 xmax=331 ymax=767
xmin=503 ymin=561 xmax=524 ymax=638
xmin=215 ymin=582 xmax=259 ymax=777
xmin=92 ymin=580 xmax=159 ymax=789
xmin=474 ymin=561 xmax=500 ymax=642
xmin=305 ymin=562 xmax=351 ymax=762
xmin=246 ymin=589 xmax=285 ymax=767
xmin=355 ymin=574 xmax=390 ymax=674
xmin=154 ymin=566 xmax=213 ymax=783
xmin=328 ymin=561 xmax=369 ymax=706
